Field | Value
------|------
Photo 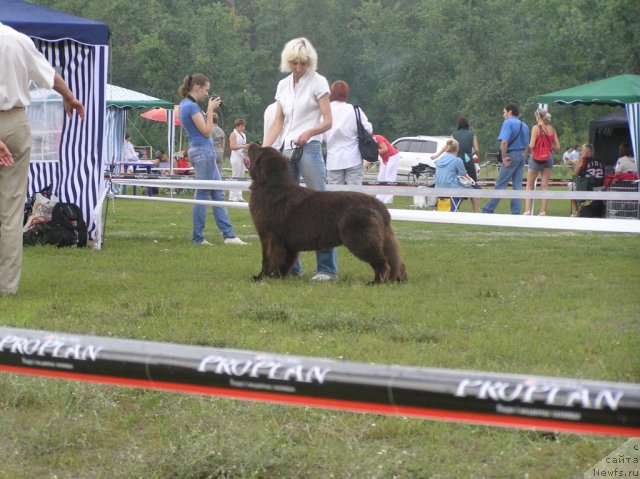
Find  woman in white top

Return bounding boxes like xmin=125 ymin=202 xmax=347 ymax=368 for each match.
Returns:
xmin=262 ymin=37 xmax=336 ymax=281
xmin=121 ymin=133 xmax=138 ymax=163
xmin=614 ymin=143 xmax=636 ymax=174
xmin=324 ymin=80 xmax=372 ymax=185
xmin=228 ymin=118 xmax=248 ymax=201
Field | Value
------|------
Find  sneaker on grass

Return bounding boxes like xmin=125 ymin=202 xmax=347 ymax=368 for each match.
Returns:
xmin=224 ymin=237 xmax=248 ymax=245
xmin=310 ymin=273 xmax=335 ymax=282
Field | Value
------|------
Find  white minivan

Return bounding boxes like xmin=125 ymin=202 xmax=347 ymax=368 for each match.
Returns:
xmin=391 ymin=135 xmax=449 ymax=174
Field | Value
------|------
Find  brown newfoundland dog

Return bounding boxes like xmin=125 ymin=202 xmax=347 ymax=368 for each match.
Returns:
xmin=246 ymin=143 xmax=407 ymax=283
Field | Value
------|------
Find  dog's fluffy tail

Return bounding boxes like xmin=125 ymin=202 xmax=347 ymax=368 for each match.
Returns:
xmin=384 ymin=226 xmax=407 ymax=282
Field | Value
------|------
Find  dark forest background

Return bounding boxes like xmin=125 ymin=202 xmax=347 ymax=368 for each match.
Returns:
xmin=36 ymin=0 xmax=640 ymax=156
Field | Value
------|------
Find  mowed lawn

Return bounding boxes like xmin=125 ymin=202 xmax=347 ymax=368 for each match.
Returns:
xmin=1 ymin=193 xmax=638 ymax=478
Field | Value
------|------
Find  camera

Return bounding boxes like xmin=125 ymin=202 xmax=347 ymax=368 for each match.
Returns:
xmin=211 ymin=95 xmax=222 ymax=105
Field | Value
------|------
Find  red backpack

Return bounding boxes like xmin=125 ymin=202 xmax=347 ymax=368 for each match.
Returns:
xmin=532 ymin=125 xmax=553 ymax=163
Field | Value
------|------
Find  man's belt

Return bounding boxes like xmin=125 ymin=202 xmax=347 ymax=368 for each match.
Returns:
xmin=0 ymin=106 xmax=26 ymax=113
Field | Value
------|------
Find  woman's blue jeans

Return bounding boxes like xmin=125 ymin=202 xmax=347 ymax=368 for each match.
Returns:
xmin=482 ymin=149 xmax=525 ymax=215
xmin=285 ymin=141 xmax=337 ymax=276
xmin=190 ymin=144 xmax=236 ymax=243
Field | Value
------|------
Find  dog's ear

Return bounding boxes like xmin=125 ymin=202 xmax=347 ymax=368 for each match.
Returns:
xmin=247 ymin=143 xmax=261 ymax=182
xmin=248 ymin=144 xmax=268 ymax=185
xmin=247 ymin=142 xmax=260 ymax=160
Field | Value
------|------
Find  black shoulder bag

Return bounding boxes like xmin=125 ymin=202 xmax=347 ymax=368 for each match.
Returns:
xmin=353 ymin=105 xmax=379 ymax=163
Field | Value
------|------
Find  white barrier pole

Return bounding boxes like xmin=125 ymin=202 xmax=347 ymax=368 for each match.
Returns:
xmin=104 ymin=178 xmax=640 ymax=234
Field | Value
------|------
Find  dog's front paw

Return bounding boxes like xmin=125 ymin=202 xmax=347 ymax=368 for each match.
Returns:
xmin=251 ymin=273 xmax=265 ymax=282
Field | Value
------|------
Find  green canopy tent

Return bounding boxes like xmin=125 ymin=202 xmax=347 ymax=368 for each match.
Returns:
xmin=105 ymin=84 xmax=176 ymax=173
xmin=537 ymin=74 xmax=640 ymax=175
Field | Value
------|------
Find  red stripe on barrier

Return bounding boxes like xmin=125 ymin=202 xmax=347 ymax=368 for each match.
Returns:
xmin=2 ymin=364 xmax=637 ymax=437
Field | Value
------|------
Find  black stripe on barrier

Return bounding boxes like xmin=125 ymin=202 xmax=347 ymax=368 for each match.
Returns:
xmin=0 ymin=327 xmax=638 ymax=436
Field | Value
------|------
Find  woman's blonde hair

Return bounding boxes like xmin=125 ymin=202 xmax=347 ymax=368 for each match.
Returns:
xmin=280 ymin=37 xmax=318 ymax=73
xmin=535 ymin=108 xmax=552 ymax=124
xmin=178 ymin=73 xmax=209 ymax=98
xmin=446 ymin=138 xmax=459 ymax=153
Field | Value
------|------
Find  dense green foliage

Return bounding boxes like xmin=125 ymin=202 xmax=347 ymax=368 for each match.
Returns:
xmin=36 ymin=0 xmax=639 ymax=153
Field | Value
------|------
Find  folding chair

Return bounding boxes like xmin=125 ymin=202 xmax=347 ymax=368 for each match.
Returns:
xmin=410 ymin=163 xmax=436 ymax=209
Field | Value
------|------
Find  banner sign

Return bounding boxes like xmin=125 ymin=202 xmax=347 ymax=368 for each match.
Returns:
xmin=0 ymin=327 xmax=637 ymax=436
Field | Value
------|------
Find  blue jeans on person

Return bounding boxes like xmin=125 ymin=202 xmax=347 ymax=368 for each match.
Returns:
xmin=286 ymin=140 xmax=337 ymax=277
xmin=482 ymin=149 xmax=525 ymax=215
xmin=190 ymin=144 xmax=236 ymax=243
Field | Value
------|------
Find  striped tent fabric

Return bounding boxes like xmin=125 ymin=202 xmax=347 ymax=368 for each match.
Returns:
xmin=27 ymin=39 xmax=109 ymax=239
xmin=105 ymin=106 xmax=125 ymax=171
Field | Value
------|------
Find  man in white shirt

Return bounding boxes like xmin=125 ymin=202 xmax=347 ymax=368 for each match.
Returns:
xmin=0 ymin=22 xmax=85 ymax=295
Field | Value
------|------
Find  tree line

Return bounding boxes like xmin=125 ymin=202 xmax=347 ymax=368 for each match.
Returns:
xmin=38 ymin=0 xmax=640 ymax=157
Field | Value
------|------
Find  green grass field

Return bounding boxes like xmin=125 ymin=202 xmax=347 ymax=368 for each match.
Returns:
xmin=1 ymin=193 xmax=638 ymax=478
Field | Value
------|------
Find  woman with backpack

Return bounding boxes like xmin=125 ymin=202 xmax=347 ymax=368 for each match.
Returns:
xmin=524 ymin=108 xmax=561 ymax=216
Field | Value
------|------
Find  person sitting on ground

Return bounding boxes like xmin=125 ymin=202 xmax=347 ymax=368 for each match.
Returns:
xmin=434 ymin=138 xmax=474 ymax=211
xmin=614 ymin=143 xmax=636 ymax=174
xmin=571 ymin=143 xmax=605 ymax=216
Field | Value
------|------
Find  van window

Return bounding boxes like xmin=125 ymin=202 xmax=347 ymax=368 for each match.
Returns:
xmin=418 ymin=140 xmax=437 ymax=154
xmin=407 ymin=141 xmax=423 ymax=153
xmin=394 ymin=139 xmax=411 ymax=152
xmin=397 ymin=139 xmax=439 ymax=154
